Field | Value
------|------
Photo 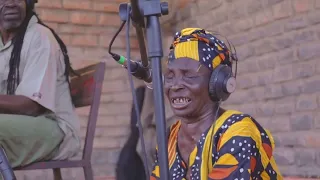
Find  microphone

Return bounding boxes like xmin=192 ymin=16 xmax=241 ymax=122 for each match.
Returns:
xmin=110 ymin=52 xmax=152 ymax=83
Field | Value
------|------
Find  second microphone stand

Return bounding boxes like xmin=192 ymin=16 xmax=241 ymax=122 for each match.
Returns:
xmin=119 ymin=0 xmax=170 ymax=180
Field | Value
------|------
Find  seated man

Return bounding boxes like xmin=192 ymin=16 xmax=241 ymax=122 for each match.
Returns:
xmin=0 ymin=0 xmax=80 ymax=167
xmin=150 ymin=28 xmax=283 ymax=179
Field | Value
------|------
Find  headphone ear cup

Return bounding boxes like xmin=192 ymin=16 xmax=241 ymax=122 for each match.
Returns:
xmin=208 ymin=65 xmax=236 ymax=102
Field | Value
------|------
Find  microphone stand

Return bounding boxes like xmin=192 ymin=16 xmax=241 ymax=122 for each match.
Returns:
xmin=118 ymin=1 xmax=170 ymax=179
xmin=0 ymin=147 xmax=16 ymax=180
xmin=144 ymin=2 xmax=170 ymax=180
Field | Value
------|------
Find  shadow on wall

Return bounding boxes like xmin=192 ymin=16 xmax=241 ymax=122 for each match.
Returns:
xmin=115 ymin=86 xmax=147 ymax=180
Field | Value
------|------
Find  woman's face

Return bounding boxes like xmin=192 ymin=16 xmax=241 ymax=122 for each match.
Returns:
xmin=164 ymin=57 xmax=214 ymax=123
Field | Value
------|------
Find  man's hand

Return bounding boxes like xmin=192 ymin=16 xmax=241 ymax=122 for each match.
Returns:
xmin=0 ymin=95 xmax=46 ymax=116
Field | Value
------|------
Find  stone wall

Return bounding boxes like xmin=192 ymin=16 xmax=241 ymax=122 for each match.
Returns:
xmin=164 ymin=0 xmax=320 ymax=178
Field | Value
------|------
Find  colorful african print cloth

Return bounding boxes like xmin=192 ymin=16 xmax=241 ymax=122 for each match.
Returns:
xmin=168 ymin=28 xmax=232 ymax=71
xmin=150 ymin=110 xmax=283 ymax=180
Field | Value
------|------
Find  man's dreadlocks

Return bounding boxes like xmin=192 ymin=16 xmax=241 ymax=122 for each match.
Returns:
xmin=6 ymin=7 xmax=77 ymax=95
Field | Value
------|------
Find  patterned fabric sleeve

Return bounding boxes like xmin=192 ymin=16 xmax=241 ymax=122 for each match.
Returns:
xmin=150 ymin=123 xmax=179 ymax=180
xmin=208 ymin=117 xmax=265 ymax=180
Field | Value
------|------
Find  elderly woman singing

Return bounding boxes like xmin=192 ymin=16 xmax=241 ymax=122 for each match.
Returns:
xmin=150 ymin=28 xmax=283 ymax=180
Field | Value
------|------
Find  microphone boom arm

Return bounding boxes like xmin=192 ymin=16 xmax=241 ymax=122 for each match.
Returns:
xmin=134 ymin=27 xmax=149 ymax=68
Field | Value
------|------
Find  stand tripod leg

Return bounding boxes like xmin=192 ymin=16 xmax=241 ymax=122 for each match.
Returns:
xmin=0 ymin=147 xmax=16 ymax=180
xmin=53 ymin=168 xmax=62 ymax=180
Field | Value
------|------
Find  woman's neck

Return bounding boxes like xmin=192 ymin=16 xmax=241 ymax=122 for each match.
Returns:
xmin=180 ymin=107 xmax=224 ymax=140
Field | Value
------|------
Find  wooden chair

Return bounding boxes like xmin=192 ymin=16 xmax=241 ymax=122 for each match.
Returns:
xmin=13 ymin=62 xmax=106 ymax=180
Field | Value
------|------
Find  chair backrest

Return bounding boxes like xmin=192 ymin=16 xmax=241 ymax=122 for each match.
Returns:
xmin=70 ymin=62 xmax=106 ymax=161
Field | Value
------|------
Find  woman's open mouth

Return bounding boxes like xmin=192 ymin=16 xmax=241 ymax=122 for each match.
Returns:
xmin=171 ymin=97 xmax=192 ymax=109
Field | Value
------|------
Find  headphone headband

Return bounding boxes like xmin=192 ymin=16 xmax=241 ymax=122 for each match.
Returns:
xmin=26 ymin=0 xmax=37 ymax=9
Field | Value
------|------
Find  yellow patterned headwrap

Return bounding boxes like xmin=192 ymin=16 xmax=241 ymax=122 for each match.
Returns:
xmin=168 ymin=28 xmax=232 ymax=71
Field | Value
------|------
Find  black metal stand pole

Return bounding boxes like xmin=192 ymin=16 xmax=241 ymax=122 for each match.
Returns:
xmin=118 ymin=0 xmax=170 ymax=179
xmin=0 ymin=147 xmax=16 ymax=180
xmin=143 ymin=1 xmax=170 ymax=180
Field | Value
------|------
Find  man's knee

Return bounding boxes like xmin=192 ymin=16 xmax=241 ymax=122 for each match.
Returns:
xmin=0 ymin=114 xmax=63 ymax=140
xmin=0 ymin=114 xmax=64 ymax=165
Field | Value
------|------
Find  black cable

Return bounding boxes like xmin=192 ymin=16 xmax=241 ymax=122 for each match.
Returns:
xmin=125 ymin=5 xmax=150 ymax=178
xmin=108 ymin=21 xmax=126 ymax=60
xmin=231 ymin=44 xmax=238 ymax=78
xmin=207 ymin=101 xmax=221 ymax=175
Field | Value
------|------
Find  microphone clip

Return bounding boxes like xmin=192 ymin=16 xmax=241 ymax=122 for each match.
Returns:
xmin=129 ymin=60 xmax=152 ymax=83
xmin=118 ymin=1 xmax=169 ymax=23
xmin=119 ymin=3 xmax=132 ymax=22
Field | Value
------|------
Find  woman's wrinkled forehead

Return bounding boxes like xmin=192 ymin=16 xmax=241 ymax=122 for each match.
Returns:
xmin=166 ymin=57 xmax=200 ymax=69
xmin=165 ymin=57 xmax=212 ymax=76
xmin=167 ymin=28 xmax=232 ymax=71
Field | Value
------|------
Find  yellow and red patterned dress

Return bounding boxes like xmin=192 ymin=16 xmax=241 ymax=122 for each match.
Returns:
xmin=150 ymin=110 xmax=283 ymax=180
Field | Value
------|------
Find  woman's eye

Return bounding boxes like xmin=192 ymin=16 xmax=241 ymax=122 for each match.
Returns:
xmin=184 ymin=73 xmax=198 ymax=78
xmin=165 ymin=72 xmax=174 ymax=79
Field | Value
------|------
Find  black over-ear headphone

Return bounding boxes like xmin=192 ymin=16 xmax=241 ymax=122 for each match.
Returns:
xmin=26 ymin=0 xmax=37 ymax=10
xmin=192 ymin=30 xmax=238 ymax=102
xmin=208 ymin=64 xmax=236 ymax=102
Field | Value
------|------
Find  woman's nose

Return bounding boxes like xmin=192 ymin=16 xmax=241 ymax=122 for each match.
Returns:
xmin=170 ymin=83 xmax=184 ymax=91
xmin=164 ymin=75 xmax=184 ymax=91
